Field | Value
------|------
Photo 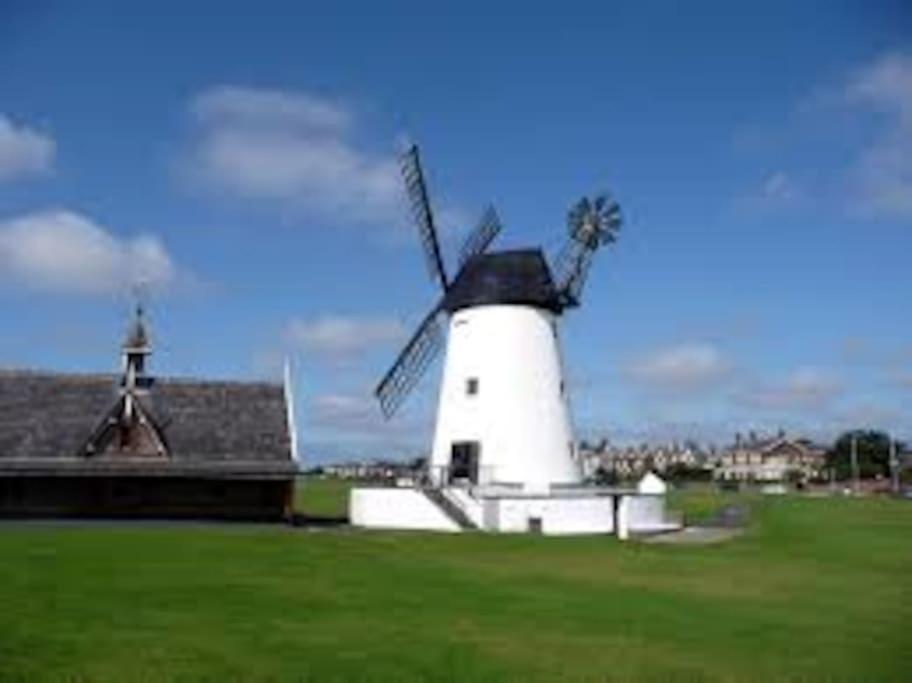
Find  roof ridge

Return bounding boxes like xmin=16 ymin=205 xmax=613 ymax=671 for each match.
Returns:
xmin=0 ymin=367 xmax=281 ymax=388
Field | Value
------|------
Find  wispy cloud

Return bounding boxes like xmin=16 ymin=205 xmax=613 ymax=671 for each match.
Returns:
xmin=182 ymin=85 xmax=402 ymax=225
xmin=894 ymin=373 xmax=912 ymax=390
xmin=0 ymin=209 xmax=177 ymax=296
xmin=761 ymin=171 xmax=800 ymax=202
xmin=734 ymin=51 xmax=912 ymax=221
xmin=0 ymin=114 xmax=55 ymax=181
xmin=310 ymin=393 xmax=381 ymax=431
xmin=843 ymin=52 xmax=912 ymax=219
xmin=737 ymin=366 xmax=842 ymax=411
xmin=285 ymin=315 xmax=406 ymax=359
xmin=307 ymin=391 xmax=431 ymax=455
xmin=624 ymin=343 xmax=731 ymax=392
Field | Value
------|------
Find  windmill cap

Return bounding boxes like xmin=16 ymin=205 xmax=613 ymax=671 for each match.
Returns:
xmin=441 ymin=249 xmax=563 ymax=314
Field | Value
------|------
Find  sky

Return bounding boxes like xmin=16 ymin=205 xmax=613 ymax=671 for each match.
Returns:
xmin=1 ymin=1 xmax=910 ymax=461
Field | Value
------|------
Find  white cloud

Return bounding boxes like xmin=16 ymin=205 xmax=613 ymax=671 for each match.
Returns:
xmin=0 ymin=114 xmax=55 ymax=181
xmin=311 ymin=393 xmax=377 ymax=429
xmin=285 ymin=315 xmax=406 ymax=358
xmin=184 ymin=86 xmax=402 ymax=224
xmin=625 ymin=343 xmax=730 ymax=392
xmin=761 ymin=171 xmax=799 ymax=202
xmin=844 ymin=52 xmax=912 ymax=219
xmin=0 ymin=210 xmax=176 ymax=295
xmin=191 ymin=86 xmax=352 ymax=132
xmin=738 ymin=367 xmax=842 ymax=411
xmin=308 ymin=392 xmax=429 ymax=448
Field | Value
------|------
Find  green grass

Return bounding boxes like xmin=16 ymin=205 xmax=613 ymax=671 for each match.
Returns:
xmin=668 ymin=486 xmax=749 ymax=523
xmin=294 ymin=477 xmax=355 ymax=519
xmin=0 ymin=494 xmax=910 ymax=682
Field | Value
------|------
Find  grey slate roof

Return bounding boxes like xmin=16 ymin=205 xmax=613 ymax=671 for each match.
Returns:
xmin=0 ymin=370 xmax=295 ymax=478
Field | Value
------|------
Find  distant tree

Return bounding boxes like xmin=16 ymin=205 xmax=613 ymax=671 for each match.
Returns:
xmin=665 ymin=463 xmax=712 ymax=482
xmin=827 ymin=430 xmax=904 ymax=481
xmin=593 ymin=466 xmax=618 ymax=486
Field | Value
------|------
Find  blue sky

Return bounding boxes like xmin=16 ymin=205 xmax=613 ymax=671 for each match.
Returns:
xmin=1 ymin=1 xmax=910 ymax=460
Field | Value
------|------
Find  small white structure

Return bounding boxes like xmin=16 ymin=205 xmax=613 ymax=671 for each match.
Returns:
xmin=352 ymin=144 xmax=678 ymax=537
xmin=624 ymin=472 xmax=680 ymax=535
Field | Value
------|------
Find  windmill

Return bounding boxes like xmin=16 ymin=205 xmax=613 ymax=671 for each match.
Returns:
xmin=376 ymin=144 xmax=620 ymax=492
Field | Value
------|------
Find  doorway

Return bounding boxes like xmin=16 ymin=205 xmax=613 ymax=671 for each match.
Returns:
xmin=450 ymin=441 xmax=481 ymax=484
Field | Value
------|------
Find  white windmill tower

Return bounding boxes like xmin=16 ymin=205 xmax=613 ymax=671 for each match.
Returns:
xmin=375 ymin=145 xmax=621 ymax=495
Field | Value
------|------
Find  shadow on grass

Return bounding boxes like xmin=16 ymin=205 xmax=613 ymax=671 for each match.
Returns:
xmin=288 ymin=512 xmax=349 ymax=528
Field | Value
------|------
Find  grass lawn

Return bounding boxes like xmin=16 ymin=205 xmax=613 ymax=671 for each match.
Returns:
xmin=294 ymin=477 xmax=354 ymax=519
xmin=0 ymin=492 xmax=910 ymax=682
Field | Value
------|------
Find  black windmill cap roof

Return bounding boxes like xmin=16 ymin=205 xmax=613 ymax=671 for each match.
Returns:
xmin=441 ymin=249 xmax=563 ymax=314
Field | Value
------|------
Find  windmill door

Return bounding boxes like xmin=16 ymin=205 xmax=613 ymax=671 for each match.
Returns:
xmin=450 ymin=441 xmax=481 ymax=484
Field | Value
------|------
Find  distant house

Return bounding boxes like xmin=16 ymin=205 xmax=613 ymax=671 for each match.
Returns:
xmin=716 ymin=432 xmax=826 ymax=483
xmin=0 ymin=309 xmax=297 ymax=519
xmin=582 ymin=441 xmax=709 ymax=480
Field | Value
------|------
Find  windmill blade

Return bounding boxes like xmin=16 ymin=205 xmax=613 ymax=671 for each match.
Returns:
xmin=457 ymin=205 xmax=502 ymax=269
xmin=400 ymin=145 xmax=449 ymax=292
xmin=553 ymin=240 xmax=595 ymax=308
xmin=375 ymin=308 xmax=445 ymax=419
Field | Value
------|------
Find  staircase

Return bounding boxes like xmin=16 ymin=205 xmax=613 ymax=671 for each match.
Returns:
xmin=422 ymin=487 xmax=478 ymax=530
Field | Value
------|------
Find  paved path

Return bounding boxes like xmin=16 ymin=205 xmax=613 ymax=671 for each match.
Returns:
xmin=640 ymin=503 xmax=750 ymax=545
xmin=640 ymin=525 xmax=743 ymax=544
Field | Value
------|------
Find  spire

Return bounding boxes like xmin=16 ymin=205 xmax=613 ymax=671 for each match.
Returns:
xmin=122 ymin=302 xmax=152 ymax=391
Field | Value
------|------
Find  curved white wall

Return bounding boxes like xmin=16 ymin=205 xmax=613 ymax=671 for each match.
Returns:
xmin=430 ymin=305 xmax=581 ymax=491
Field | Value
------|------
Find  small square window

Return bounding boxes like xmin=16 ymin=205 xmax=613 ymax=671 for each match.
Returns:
xmin=466 ymin=378 xmax=479 ymax=396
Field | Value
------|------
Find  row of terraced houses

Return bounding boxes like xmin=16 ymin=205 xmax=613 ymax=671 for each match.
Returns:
xmin=581 ymin=432 xmax=829 ymax=483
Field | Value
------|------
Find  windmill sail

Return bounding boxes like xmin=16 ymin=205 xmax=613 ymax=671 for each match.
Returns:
xmin=553 ymin=240 xmax=596 ymax=306
xmin=457 ymin=205 xmax=502 ymax=269
xmin=375 ymin=309 xmax=445 ymax=418
xmin=400 ymin=145 xmax=449 ymax=292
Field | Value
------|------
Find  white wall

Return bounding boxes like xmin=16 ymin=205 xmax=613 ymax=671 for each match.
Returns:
xmin=431 ymin=305 xmax=581 ymax=492
xmin=625 ymin=495 xmax=679 ymax=533
xmin=444 ymin=487 xmax=485 ymax=528
xmin=349 ymin=488 xmax=460 ymax=532
xmin=483 ymin=495 xmax=614 ymax=535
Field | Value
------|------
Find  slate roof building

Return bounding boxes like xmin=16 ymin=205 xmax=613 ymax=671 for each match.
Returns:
xmin=0 ymin=309 xmax=297 ymax=519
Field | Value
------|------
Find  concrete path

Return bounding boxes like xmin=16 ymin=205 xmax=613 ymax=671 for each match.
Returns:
xmin=640 ymin=503 xmax=750 ymax=545
xmin=640 ymin=525 xmax=743 ymax=544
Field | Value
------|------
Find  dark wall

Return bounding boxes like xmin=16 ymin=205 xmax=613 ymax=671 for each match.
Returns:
xmin=0 ymin=476 xmax=293 ymax=521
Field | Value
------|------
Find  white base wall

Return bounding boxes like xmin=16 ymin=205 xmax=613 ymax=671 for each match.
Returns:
xmin=349 ymin=488 xmax=460 ymax=532
xmin=348 ymin=487 xmax=681 ymax=537
xmin=445 ymin=487 xmax=485 ymax=528
xmin=483 ymin=496 xmax=614 ymax=535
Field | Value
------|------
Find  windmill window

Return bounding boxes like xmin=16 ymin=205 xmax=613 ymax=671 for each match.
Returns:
xmin=466 ymin=378 xmax=479 ymax=396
